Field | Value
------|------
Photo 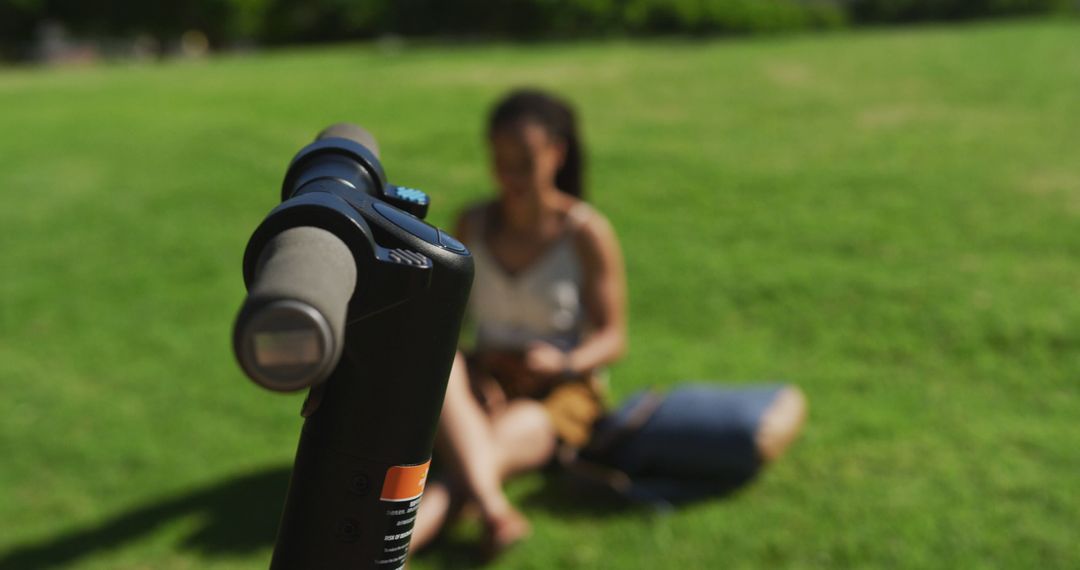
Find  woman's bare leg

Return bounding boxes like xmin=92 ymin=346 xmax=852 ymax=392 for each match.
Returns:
xmin=411 ymin=352 xmax=527 ymax=552
xmin=473 ymin=399 xmax=556 ymax=555
xmin=755 ymin=386 xmax=808 ymax=463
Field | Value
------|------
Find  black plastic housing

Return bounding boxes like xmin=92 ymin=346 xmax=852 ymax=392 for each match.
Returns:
xmin=234 ymin=125 xmax=473 ymax=569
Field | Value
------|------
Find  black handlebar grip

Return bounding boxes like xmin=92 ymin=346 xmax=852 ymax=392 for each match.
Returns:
xmin=316 ymin=123 xmax=380 ymax=159
xmin=233 ymin=226 xmax=357 ymax=392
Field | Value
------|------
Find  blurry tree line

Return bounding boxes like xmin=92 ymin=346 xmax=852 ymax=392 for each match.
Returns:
xmin=1 ymin=0 xmax=1075 ymax=59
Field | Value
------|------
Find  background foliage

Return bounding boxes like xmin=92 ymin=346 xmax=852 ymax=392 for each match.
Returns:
xmin=1 ymin=0 xmax=1076 ymax=58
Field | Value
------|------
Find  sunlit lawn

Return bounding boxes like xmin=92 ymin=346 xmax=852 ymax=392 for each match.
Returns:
xmin=1 ymin=18 xmax=1078 ymax=569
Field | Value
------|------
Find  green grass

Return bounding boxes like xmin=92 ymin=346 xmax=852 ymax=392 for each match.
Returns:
xmin=1 ymin=18 xmax=1078 ymax=569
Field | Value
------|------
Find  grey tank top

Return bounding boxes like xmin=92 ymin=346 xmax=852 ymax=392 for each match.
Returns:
xmin=466 ymin=202 xmax=592 ymax=351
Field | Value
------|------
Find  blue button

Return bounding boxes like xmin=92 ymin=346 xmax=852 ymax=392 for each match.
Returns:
xmin=394 ymin=187 xmax=429 ymax=205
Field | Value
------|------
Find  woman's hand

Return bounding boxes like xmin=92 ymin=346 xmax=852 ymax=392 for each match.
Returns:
xmin=524 ymin=341 xmax=569 ymax=378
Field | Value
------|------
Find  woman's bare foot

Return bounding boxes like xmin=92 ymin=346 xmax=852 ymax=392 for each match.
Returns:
xmin=481 ymin=503 xmax=531 ymax=559
xmin=756 ymin=386 xmax=808 ymax=463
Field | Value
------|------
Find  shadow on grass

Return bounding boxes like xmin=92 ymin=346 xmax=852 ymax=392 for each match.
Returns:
xmin=0 ymin=465 xmax=756 ymax=569
xmin=0 ymin=466 xmax=290 ymax=569
xmin=413 ymin=467 xmax=755 ymax=569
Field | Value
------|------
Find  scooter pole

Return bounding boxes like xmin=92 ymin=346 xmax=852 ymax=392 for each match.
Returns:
xmin=233 ymin=124 xmax=473 ymax=569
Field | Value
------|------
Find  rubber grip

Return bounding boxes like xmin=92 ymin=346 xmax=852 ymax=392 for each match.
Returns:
xmin=236 ymin=226 xmax=357 ymax=391
xmin=316 ymin=123 xmax=380 ymax=158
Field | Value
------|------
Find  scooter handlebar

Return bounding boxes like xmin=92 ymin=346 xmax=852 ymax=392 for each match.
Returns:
xmin=233 ymin=225 xmax=357 ymax=392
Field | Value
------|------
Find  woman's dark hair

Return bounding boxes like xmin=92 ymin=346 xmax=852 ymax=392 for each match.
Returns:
xmin=488 ymin=88 xmax=585 ymax=199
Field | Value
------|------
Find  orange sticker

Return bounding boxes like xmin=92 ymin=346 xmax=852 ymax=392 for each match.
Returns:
xmin=380 ymin=460 xmax=430 ymax=502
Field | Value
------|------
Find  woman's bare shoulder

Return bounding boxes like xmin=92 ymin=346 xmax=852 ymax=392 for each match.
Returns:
xmin=570 ymin=201 xmax=621 ymax=264
xmin=571 ymin=202 xmax=616 ymax=240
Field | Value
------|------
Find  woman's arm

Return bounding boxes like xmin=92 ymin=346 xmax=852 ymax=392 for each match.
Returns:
xmin=564 ymin=208 xmax=628 ymax=374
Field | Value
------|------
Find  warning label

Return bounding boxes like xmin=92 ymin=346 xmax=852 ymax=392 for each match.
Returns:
xmin=375 ymin=461 xmax=430 ymax=568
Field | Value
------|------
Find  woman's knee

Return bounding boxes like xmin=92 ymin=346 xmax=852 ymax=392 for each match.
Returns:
xmin=755 ymin=386 xmax=807 ymax=463
xmin=443 ymin=351 xmax=477 ymax=406
xmin=503 ymin=401 xmax=556 ymax=443
xmin=451 ymin=350 xmax=468 ymax=380
xmin=494 ymin=401 xmax=557 ymax=467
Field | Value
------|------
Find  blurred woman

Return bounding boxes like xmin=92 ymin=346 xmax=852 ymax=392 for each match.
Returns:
xmin=411 ymin=89 xmax=806 ymax=556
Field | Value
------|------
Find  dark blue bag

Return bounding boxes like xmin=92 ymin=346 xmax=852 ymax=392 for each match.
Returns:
xmin=571 ymin=383 xmax=785 ymax=508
